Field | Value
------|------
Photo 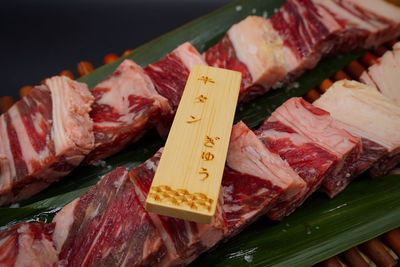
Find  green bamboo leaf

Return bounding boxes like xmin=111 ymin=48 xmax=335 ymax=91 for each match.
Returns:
xmin=191 ymin=174 xmax=400 ymax=266
xmin=1 ymin=0 xmax=398 ymax=266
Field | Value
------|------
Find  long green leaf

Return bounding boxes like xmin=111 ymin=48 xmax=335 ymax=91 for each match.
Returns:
xmin=1 ymin=0 xmax=399 ymax=266
xmin=192 ymin=174 xmax=400 ymax=266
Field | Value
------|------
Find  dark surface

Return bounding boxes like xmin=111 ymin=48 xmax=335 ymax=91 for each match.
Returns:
xmin=0 ymin=0 xmax=233 ymax=99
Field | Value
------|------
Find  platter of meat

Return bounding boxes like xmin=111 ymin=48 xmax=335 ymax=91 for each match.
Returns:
xmin=1 ymin=0 xmax=400 ymax=266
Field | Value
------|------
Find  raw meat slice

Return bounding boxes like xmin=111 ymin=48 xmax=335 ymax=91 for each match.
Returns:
xmin=52 ymin=167 xmax=166 ymax=266
xmin=0 ymin=76 xmax=94 ymax=206
xmin=313 ymin=80 xmax=400 ymax=178
xmin=225 ymin=121 xmax=306 ymax=222
xmin=270 ymin=0 xmax=342 ymax=78
xmin=0 ymin=222 xmax=58 ymax=267
xmin=85 ymin=59 xmax=170 ymax=164
xmin=221 ymin=168 xmax=277 ymax=235
xmin=359 ymin=71 xmax=377 ymax=88
xmin=368 ymin=148 xmax=400 ymax=178
xmin=313 ymin=0 xmax=400 ymax=53
xmin=270 ymin=97 xmax=362 ymax=197
xmin=144 ymin=42 xmax=206 ymax=131
xmin=349 ymin=137 xmax=388 ymax=178
xmin=129 ymin=149 xmax=228 ymax=266
xmin=255 ymin=116 xmax=337 ymax=211
xmin=204 ymin=16 xmax=288 ymax=102
xmin=342 ymin=0 xmax=400 ymax=47
xmin=360 ymin=42 xmax=400 ymax=105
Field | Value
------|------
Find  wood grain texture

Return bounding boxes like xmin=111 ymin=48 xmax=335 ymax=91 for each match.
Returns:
xmin=146 ymin=65 xmax=241 ymax=223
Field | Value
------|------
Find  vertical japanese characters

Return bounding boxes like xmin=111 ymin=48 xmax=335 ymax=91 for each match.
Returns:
xmin=146 ymin=65 xmax=241 ymax=224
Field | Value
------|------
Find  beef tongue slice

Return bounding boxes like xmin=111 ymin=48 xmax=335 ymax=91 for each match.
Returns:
xmin=204 ymin=16 xmax=288 ymax=102
xmin=85 ymin=59 xmax=170 ymax=164
xmin=268 ymin=97 xmax=362 ymax=198
xmin=144 ymin=42 xmax=207 ymax=134
xmin=226 ymin=121 xmax=306 ymax=223
xmin=129 ymin=149 xmax=227 ymax=267
xmin=0 ymin=222 xmax=58 ymax=267
xmin=128 ymin=120 xmax=307 ymax=263
xmin=270 ymin=0 xmax=342 ymax=79
xmin=52 ymin=167 xmax=166 ymax=267
xmin=255 ymin=112 xmax=337 ymax=212
xmin=313 ymin=80 xmax=400 ymax=178
xmin=312 ymin=0 xmax=400 ymax=53
xmin=360 ymin=42 xmax=400 ymax=106
xmin=0 ymin=76 xmax=94 ymax=206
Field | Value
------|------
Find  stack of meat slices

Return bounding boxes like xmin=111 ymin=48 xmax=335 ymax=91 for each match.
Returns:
xmin=1 ymin=0 xmax=400 ymax=206
xmin=1 ymin=78 xmax=400 ymax=265
xmin=314 ymin=0 xmax=400 ymax=53
xmin=257 ymin=97 xmax=362 ymax=199
xmin=1 ymin=0 xmax=400 ymax=264
xmin=255 ymin=103 xmax=336 ymax=205
xmin=205 ymin=0 xmax=400 ymax=102
xmin=46 ymin=120 xmax=306 ymax=266
xmin=0 ymin=76 xmax=94 ymax=206
xmin=52 ymin=167 xmax=166 ymax=266
xmin=313 ymin=80 xmax=400 ymax=178
xmin=0 ymin=42 xmax=206 ymax=204
xmin=85 ymin=42 xmax=205 ymax=163
xmin=225 ymin=122 xmax=306 ymax=223
xmin=129 ymin=149 xmax=228 ymax=266
xmin=358 ymin=41 xmax=400 ymax=175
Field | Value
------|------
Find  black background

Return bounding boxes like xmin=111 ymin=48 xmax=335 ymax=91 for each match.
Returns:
xmin=0 ymin=0 xmax=233 ymax=99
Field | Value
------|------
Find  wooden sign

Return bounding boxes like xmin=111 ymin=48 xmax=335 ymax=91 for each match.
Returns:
xmin=145 ymin=65 xmax=241 ymax=223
